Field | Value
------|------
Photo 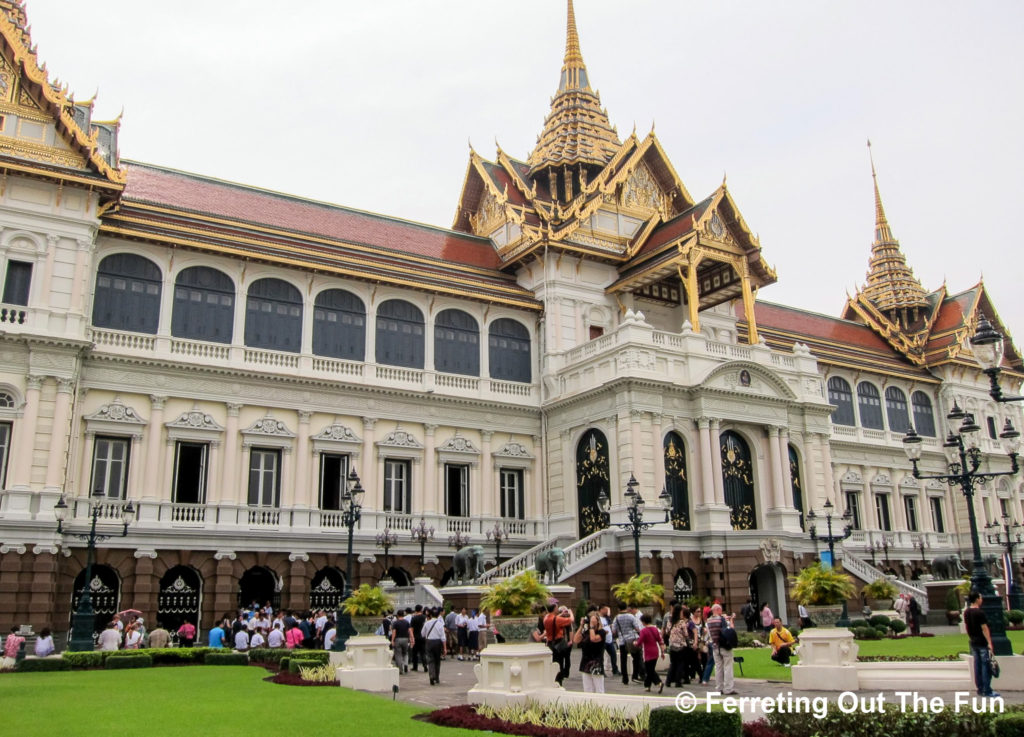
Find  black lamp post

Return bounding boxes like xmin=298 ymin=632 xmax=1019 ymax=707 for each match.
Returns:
xmin=806 ymin=499 xmax=853 ymax=627
xmin=913 ymin=535 xmax=929 ymax=573
xmin=864 ymin=534 xmax=881 ymax=568
xmin=332 ymin=469 xmax=365 ymax=652
xmin=54 ymin=491 xmax=136 ymax=651
xmin=448 ymin=531 xmax=471 ymax=551
xmin=971 ymin=315 xmax=1024 ymax=404
xmin=596 ymin=474 xmax=672 ymax=577
xmin=903 ymin=407 xmax=1021 ymax=656
xmin=410 ymin=517 xmax=434 ymax=577
xmin=375 ymin=528 xmax=398 ymax=580
xmin=486 ymin=522 xmax=509 ymax=565
xmin=985 ymin=515 xmax=1024 ymax=610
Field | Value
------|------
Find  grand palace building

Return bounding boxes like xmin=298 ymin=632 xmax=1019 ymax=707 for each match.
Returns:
xmin=0 ymin=1 xmax=1021 ymax=639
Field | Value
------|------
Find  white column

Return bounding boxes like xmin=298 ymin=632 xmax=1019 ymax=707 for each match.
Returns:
xmin=294 ymin=411 xmax=312 ymax=508
xmin=630 ymin=410 xmax=643 ymax=487
xmin=480 ymin=430 xmax=493 ymax=517
xmin=125 ymin=433 xmax=143 ymax=500
xmin=11 ymin=374 xmax=43 ymax=489
xmin=779 ymin=428 xmax=792 ymax=508
xmin=279 ymin=448 xmax=292 ymax=508
xmin=40 ymin=235 xmax=58 ymax=307
xmin=697 ymin=418 xmax=714 ymax=507
xmin=206 ymin=440 xmax=220 ymax=507
xmin=77 ymin=431 xmax=95 ymax=497
xmin=768 ymin=426 xmax=786 ymax=509
xmin=710 ymin=419 xmax=725 ymax=505
xmin=44 ymin=378 xmax=75 ymax=490
xmin=423 ymin=423 xmax=437 ymax=514
xmin=69 ymin=239 xmax=92 ymax=316
xmin=219 ymin=403 xmax=242 ymax=504
xmin=240 ymin=444 xmax=252 ymax=505
xmin=653 ymin=415 xmax=667 ymax=496
xmin=362 ymin=417 xmax=377 ymax=508
xmin=532 ymin=434 xmax=544 ymax=522
xmin=143 ymin=396 xmax=166 ymax=500
xmin=818 ymin=433 xmax=836 ymax=508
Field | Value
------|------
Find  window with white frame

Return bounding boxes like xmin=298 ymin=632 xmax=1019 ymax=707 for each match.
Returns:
xmin=247 ymin=448 xmax=281 ymax=507
xmin=0 ymin=420 xmax=12 ymax=487
xmin=930 ymin=496 xmax=945 ymax=533
xmin=319 ymin=453 xmax=349 ymax=511
xmin=904 ymin=495 xmax=918 ymax=532
xmin=845 ymin=491 xmax=861 ymax=530
xmin=875 ymin=493 xmax=892 ymax=531
xmin=92 ymin=436 xmax=130 ymax=499
xmin=172 ymin=441 xmax=208 ymax=505
xmin=445 ymin=463 xmax=469 ymax=517
xmin=2 ymin=260 xmax=31 ymax=306
xmin=383 ymin=458 xmax=410 ymax=513
xmin=500 ymin=468 xmax=524 ymax=519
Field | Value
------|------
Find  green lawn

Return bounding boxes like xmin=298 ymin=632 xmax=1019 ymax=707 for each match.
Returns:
xmin=733 ymin=631 xmax=1024 ymax=683
xmin=0 ymin=666 xmax=480 ymax=737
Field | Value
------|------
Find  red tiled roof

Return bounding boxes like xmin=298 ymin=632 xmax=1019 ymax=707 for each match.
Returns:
xmin=123 ymin=163 xmax=503 ymax=270
xmin=929 ymin=288 xmax=975 ymax=334
xmin=481 ymin=161 xmax=528 ymax=207
xmin=632 ymin=197 xmax=712 ymax=258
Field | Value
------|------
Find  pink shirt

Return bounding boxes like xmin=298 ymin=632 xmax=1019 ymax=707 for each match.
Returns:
xmin=4 ymin=634 xmax=25 ymax=658
xmin=636 ymin=625 xmax=663 ymax=662
xmin=285 ymin=627 xmax=304 ymax=649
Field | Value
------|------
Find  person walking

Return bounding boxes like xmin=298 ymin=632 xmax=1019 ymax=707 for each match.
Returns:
xmin=410 ymin=605 xmax=426 ymax=671
xmin=964 ymin=590 xmax=999 ymax=698
xmin=612 ymin=601 xmax=641 ymax=685
xmin=636 ymin=613 xmax=665 ymax=693
xmin=768 ymin=618 xmax=795 ymax=666
xmin=759 ymin=603 xmax=774 ymax=638
xmin=692 ymin=608 xmax=711 ymax=685
xmin=422 ymin=608 xmax=447 ymax=685
xmin=208 ymin=621 xmax=227 ymax=649
xmin=391 ymin=610 xmax=413 ymax=673
xmin=543 ymin=603 xmax=574 ymax=684
xmin=667 ymin=605 xmax=695 ymax=687
xmin=574 ymin=611 xmax=607 ymax=693
xmin=598 ymin=605 xmax=619 ymax=677
xmin=708 ymin=604 xmax=737 ymax=695
xmin=740 ymin=599 xmax=757 ymax=633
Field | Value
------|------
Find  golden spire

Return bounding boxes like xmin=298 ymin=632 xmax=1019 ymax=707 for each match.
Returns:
xmin=527 ymin=0 xmax=621 ymax=178
xmin=859 ymin=141 xmax=928 ymax=315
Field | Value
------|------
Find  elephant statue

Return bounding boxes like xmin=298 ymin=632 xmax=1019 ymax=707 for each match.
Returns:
xmin=452 ymin=544 xmax=485 ymax=584
xmin=931 ymin=554 xmax=967 ymax=580
xmin=535 ymin=547 xmax=566 ymax=584
xmin=984 ymin=554 xmax=1000 ymax=577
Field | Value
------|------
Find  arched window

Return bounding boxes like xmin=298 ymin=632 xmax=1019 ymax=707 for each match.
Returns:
xmin=664 ymin=431 xmax=689 ymax=530
xmin=245 ymin=278 xmax=302 ymax=352
xmin=434 ymin=309 xmax=479 ymax=376
xmin=789 ymin=444 xmax=804 ymax=530
xmin=92 ymin=253 xmax=162 ymax=334
xmin=313 ymin=289 xmax=365 ymax=360
xmin=376 ymin=299 xmax=424 ymax=368
xmin=575 ymin=429 xmax=610 ymax=538
xmin=171 ymin=266 xmax=234 ymax=343
xmin=720 ymin=431 xmax=756 ymax=530
xmin=489 ymin=319 xmax=531 ymax=383
xmin=884 ymin=387 xmax=912 ymax=433
xmin=912 ymin=391 xmax=937 ymax=437
xmin=857 ymin=382 xmax=884 ymax=430
xmin=827 ymin=377 xmax=855 ymax=426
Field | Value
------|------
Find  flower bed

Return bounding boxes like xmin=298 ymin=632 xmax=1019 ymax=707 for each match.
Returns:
xmin=424 ymin=705 xmax=643 ymax=737
xmin=857 ymin=654 xmax=961 ymax=662
xmin=268 ymin=671 xmax=336 ymax=687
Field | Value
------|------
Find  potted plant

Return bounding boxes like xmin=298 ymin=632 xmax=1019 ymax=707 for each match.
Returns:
xmin=863 ymin=578 xmax=899 ymax=611
xmin=789 ymin=563 xmax=855 ymax=627
xmin=611 ymin=574 xmax=666 ymax=611
xmin=341 ymin=584 xmax=394 ymax=634
xmin=479 ymin=570 xmax=550 ymax=642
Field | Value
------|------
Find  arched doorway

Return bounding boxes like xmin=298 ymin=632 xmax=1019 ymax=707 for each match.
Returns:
xmin=672 ymin=567 xmax=697 ymax=602
xmin=721 ymin=431 xmax=757 ymax=530
xmin=309 ymin=567 xmax=346 ymax=611
xmin=238 ymin=566 xmax=280 ymax=611
xmin=70 ymin=564 xmax=121 ymax=645
xmin=386 ymin=567 xmax=412 ymax=587
xmin=750 ymin=564 xmax=787 ymax=625
xmin=576 ymin=429 xmax=611 ymax=538
xmin=439 ymin=567 xmax=455 ymax=587
xmin=157 ymin=566 xmax=202 ymax=633
xmin=789 ymin=444 xmax=804 ymax=530
xmin=664 ymin=432 xmax=690 ymax=530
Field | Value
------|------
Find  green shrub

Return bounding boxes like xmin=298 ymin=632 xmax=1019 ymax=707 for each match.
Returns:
xmin=476 ymin=701 xmax=650 ymax=732
xmin=848 ymin=618 xmax=868 ymax=629
xmin=288 ymin=655 xmax=329 ymax=674
xmin=650 ymin=706 xmax=741 ymax=737
xmin=480 ymin=570 xmax=551 ymax=616
xmin=611 ymin=574 xmax=666 ymax=608
xmin=887 ymin=619 xmax=907 ymax=634
xmin=62 ymin=647 xmax=214 ymax=669
xmin=737 ymin=632 xmax=760 ymax=648
xmin=863 ymin=578 xmax=899 ymax=599
xmin=945 ymin=588 xmax=961 ymax=611
xmin=869 ymin=615 xmax=891 ymax=628
xmin=248 ymin=647 xmax=288 ymax=665
xmin=15 ymin=657 xmax=71 ymax=672
xmin=767 ymin=704 xmax=1019 ymax=737
xmin=873 ymin=626 xmax=889 ymax=637
xmin=995 ymin=712 xmax=1024 ymax=736
xmin=1006 ymin=610 xmax=1024 ymax=625
xmin=852 ymin=627 xmax=882 ymax=640
xmin=105 ymin=654 xmax=153 ymax=669
xmin=278 ymin=656 xmax=290 ymax=672
xmin=62 ymin=651 xmax=105 ymax=668
xmin=789 ymin=562 xmax=855 ymax=605
xmin=205 ymin=652 xmax=249 ymax=666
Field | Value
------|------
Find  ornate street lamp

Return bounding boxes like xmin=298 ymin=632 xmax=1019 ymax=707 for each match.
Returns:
xmin=806 ymin=499 xmax=853 ymax=627
xmin=54 ymin=491 xmax=136 ymax=651
xmin=448 ymin=530 xmax=471 ymax=550
xmin=596 ymin=474 xmax=672 ymax=577
xmin=486 ymin=522 xmax=509 ymax=565
xmin=410 ymin=517 xmax=434 ymax=577
xmin=375 ymin=528 xmax=398 ymax=580
xmin=332 ymin=468 xmax=364 ymax=652
xmin=913 ymin=534 xmax=929 ymax=573
xmin=986 ymin=515 xmax=1024 ymax=610
xmin=903 ymin=407 xmax=1021 ymax=656
xmin=971 ymin=316 xmax=1024 ymax=404
xmin=863 ymin=534 xmax=882 ymax=568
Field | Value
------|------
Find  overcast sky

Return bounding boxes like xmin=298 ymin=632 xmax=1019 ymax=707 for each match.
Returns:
xmin=22 ymin=1 xmax=1024 ymax=339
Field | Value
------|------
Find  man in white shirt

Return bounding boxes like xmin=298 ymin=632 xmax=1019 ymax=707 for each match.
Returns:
xmin=234 ymin=628 xmax=250 ymax=651
xmin=267 ymin=626 xmax=285 ymax=648
xmin=455 ymin=609 xmax=469 ymax=660
xmin=250 ymin=628 xmax=266 ymax=649
xmin=315 ymin=610 xmax=328 ymax=645
xmin=97 ymin=622 xmax=121 ymax=651
xmin=466 ymin=609 xmax=481 ymax=660
xmin=323 ymin=622 xmax=336 ymax=651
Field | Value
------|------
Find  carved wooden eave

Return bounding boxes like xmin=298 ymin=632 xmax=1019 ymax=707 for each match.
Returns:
xmin=842 ymin=294 xmax=928 ymax=365
xmin=0 ymin=9 xmax=124 ymax=193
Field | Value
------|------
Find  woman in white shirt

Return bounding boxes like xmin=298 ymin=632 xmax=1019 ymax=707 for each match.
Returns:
xmin=123 ymin=623 xmax=143 ymax=650
xmin=34 ymin=628 xmax=55 ymax=657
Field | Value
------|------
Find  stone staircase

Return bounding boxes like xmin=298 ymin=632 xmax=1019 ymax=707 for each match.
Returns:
xmin=842 ymin=551 xmax=929 ymax=613
xmin=477 ymin=533 xmax=577 ymax=585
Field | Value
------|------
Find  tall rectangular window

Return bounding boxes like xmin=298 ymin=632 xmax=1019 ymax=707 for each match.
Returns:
xmin=987 ymin=416 xmax=998 ymax=440
xmin=500 ymin=468 xmax=524 ymax=519
xmin=2 ymin=260 xmax=31 ymax=306
xmin=247 ymin=448 xmax=280 ymax=507
xmin=319 ymin=453 xmax=349 ymax=511
xmin=383 ymin=459 xmax=410 ymax=513
xmin=904 ymin=495 xmax=918 ymax=532
xmin=172 ymin=441 xmax=208 ymax=504
xmin=445 ymin=463 xmax=469 ymax=517
xmin=92 ymin=436 xmax=130 ymax=499
xmin=0 ymin=421 xmax=12 ymax=487
xmin=875 ymin=493 xmax=891 ymax=531
xmin=845 ymin=491 xmax=861 ymax=530
xmin=930 ymin=496 xmax=945 ymax=533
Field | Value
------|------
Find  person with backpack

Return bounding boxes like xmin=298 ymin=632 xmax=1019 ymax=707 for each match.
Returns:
xmin=768 ymin=617 xmax=795 ymax=666
xmin=707 ymin=603 xmax=738 ymax=694
xmin=740 ymin=599 xmax=757 ymax=633
xmin=635 ymin=613 xmax=665 ymax=693
xmin=611 ymin=601 xmax=642 ymax=685
xmin=666 ymin=605 xmax=696 ymax=687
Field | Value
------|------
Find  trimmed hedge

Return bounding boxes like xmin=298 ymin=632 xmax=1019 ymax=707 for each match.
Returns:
xmin=1005 ymin=610 xmax=1024 ymax=626
xmin=288 ymin=655 xmax=329 ymax=674
xmin=848 ymin=619 xmax=869 ymax=629
xmin=868 ymin=615 xmax=891 ymax=628
xmin=994 ymin=712 xmax=1024 ymax=737
xmin=650 ymin=706 xmax=741 ymax=737
xmin=767 ymin=705 xmax=1024 ymax=737
xmin=105 ymin=654 xmax=153 ymax=669
xmin=62 ymin=647 xmax=215 ymax=669
xmin=15 ymin=658 xmax=71 ymax=672
xmin=248 ymin=647 xmax=289 ymax=665
xmin=887 ymin=619 xmax=907 ymax=634
xmin=205 ymin=652 xmax=249 ymax=666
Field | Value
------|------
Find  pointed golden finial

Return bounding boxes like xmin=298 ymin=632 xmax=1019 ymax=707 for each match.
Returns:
xmin=867 ymin=139 xmax=891 ymax=242
xmin=722 ymin=171 xmax=728 ymax=187
xmin=565 ymin=0 xmax=583 ymax=66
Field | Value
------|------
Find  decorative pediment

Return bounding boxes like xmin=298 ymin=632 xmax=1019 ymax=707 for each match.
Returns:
xmin=242 ymin=415 xmax=295 ymax=438
xmin=871 ymin=473 xmax=893 ymax=488
xmin=166 ymin=409 xmax=224 ymax=433
xmin=312 ymin=423 xmax=361 ymax=444
xmin=84 ymin=399 xmax=146 ymax=427
xmin=899 ymin=476 xmax=921 ymax=492
xmin=841 ymin=470 xmax=863 ymax=486
xmin=437 ymin=435 xmax=479 ymax=455
xmin=377 ymin=429 xmax=422 ymax=449
xmin=700 ymin=362 xmax=796 ymax=401
xmin=493 ymin=441 xmax=534 ymax=459
xmin=621 ymin=163 xmax=664 ymax=213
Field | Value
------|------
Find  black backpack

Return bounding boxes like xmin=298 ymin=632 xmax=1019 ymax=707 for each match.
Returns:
xmin=718 ymin=621 xmax=738 ymax=651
